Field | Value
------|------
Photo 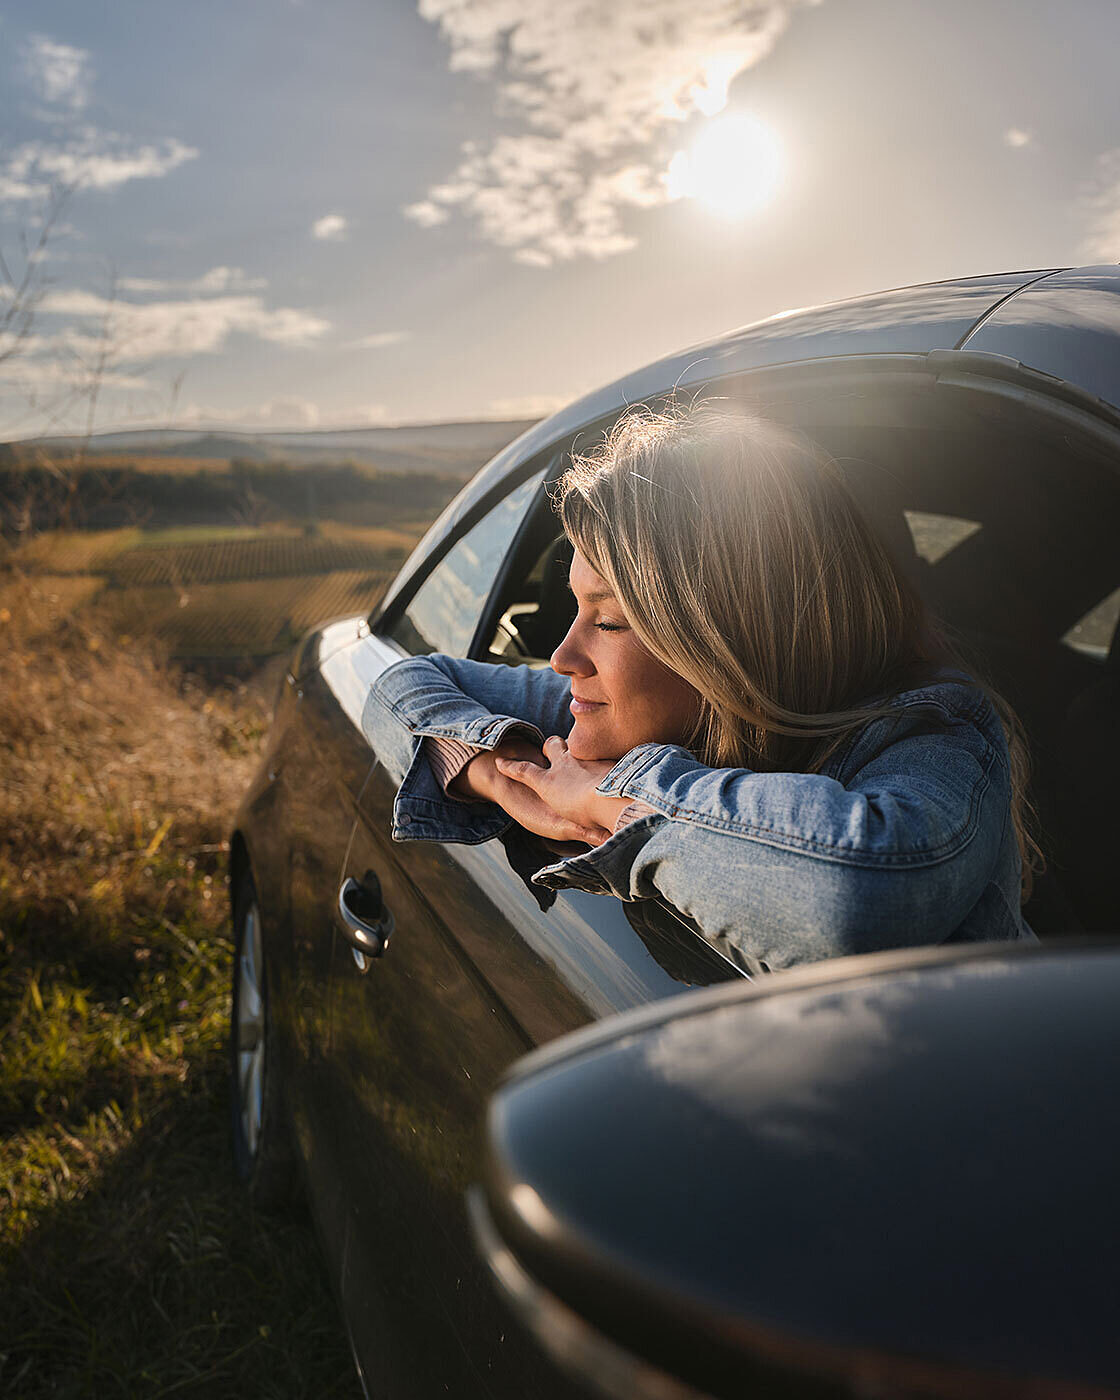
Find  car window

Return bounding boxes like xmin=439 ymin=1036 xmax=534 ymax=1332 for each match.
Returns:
xmin=828 ymin=406 xmax=1120 ymax=935
xmin=384 ymin=472 xmax=543 ymax=657
xmin=903 ymin=510 xmax=982 ymax=565
xmin=483 ymin=529 xmax=575 ymax=667
xmin=1062 ymin=585 xmax=1120 ymax=662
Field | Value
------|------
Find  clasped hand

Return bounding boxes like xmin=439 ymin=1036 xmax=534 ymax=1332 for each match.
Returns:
xmin=454 ymin=734 xmax=627 ymax=847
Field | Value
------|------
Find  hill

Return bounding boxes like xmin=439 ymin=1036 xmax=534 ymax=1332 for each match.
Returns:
xmin=9 ymin=418 xmax=541 ymax=475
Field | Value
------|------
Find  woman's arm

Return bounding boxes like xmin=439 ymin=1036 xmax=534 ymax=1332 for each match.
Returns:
xmin=504 ymin=691 xmax=1029 ymax=967
xmin=369 ymin=653 xmax=574 ymax=747
xmin=362 ymin=652 xmax=587 ymax=845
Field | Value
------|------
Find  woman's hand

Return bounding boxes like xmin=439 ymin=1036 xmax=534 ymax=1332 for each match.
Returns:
xmin=449 ymin=733 xmax=544 ymax=802
xmin=495 ymin=736 xmax=630 ymax=845
xmin=456 ymin=735 xmax=613 ymax=846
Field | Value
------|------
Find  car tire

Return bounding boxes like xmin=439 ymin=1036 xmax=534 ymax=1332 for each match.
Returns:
xmin=230 ymin=865 xmax=298 ymax=1210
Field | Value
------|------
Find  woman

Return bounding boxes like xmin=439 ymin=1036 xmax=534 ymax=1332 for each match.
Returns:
xmin=366 ymin=403 xmax=1038 ymax=973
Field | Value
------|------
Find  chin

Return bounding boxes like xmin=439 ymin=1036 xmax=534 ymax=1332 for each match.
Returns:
xmin=567 ymin=724 xmax=623 ymax=764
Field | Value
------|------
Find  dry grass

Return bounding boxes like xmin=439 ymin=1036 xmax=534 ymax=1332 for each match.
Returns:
xmin=11 ymin=527 xmax=142 ymax=575
xmin=0 ymin=584 xmax=357 ymax=1397
xmin=4 ymin=521 xmax=414 ymax=662
xmin=0 ymin=573 xmax=105 ymax=639
xmin=9 ymin=450 xmax=247 ymax=476
xmin=90 ymin=571 xmax=394 ymax=657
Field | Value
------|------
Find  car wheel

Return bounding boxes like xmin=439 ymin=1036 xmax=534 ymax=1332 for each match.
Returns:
xmin=230 ymin=865 xmax=297 ymax=1209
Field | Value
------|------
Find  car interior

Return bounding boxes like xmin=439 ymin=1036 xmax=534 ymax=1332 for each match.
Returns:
xmin=475 ymin=365 xmax=1119 ymax=938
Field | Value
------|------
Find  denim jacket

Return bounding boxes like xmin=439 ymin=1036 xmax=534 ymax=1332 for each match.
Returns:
xmin=363 ymin=654 xmax=1036 ymax=973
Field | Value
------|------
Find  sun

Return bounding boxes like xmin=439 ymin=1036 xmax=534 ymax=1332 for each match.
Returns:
xmin=667 ymin=113 xmax=784 ymax=219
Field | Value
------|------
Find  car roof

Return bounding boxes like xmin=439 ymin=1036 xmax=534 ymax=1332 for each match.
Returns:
xmin=378 ymin=263 xmax=1120 ymax=623
xmin=463 ymin=268 xmax=1059 ymax=503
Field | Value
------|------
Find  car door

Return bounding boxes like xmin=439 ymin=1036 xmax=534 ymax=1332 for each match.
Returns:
xmin=272 ymin=635 xmax=376 ymax=1262
xmin=319 ymin=456 xmax=744 ymax=1397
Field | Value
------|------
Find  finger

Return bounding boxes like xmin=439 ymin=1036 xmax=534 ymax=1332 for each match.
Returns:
xmin=543 ymin=734 xmax=568 ymax=759
xmin=575 ymin=824 xmax=611 ymax=847
xmin=494 ymin=756 xmax=544 ymax=790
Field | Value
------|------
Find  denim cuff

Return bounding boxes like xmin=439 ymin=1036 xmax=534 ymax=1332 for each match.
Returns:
xmin=392 ymin=792 xmax=514 ymax=845
xmin=389 ymin=715 xmax=544 ymax=843
xmin=595 ymin=743 xmax=674 ymax=798
xmin=411 ymin=713 xmax=545 ymax=750
xmin=531 ymin=807 xmax=667 ymax=898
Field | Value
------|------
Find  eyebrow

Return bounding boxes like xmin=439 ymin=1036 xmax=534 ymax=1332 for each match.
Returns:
xmin=566 ymin=581 xmax=617 ymax=604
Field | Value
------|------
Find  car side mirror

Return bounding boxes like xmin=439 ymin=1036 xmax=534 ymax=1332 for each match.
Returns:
xmin=471 ymin=942 xmax=1120 ymax=1399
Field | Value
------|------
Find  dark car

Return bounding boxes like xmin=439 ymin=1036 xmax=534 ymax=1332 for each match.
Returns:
xmin=229 ymin=264 xmax=1120 ymax=1398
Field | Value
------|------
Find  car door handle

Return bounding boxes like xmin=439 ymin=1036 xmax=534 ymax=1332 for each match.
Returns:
xmin=336 ymin=874 xmax=393 ymax=958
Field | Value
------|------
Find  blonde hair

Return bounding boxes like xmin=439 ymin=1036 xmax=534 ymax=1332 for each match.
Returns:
xmin=556 ymin=401 xmax=1041 ymax=900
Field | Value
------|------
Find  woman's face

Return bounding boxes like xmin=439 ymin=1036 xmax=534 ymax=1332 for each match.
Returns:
xmin=550 ymin=549 xmax=701 ymax=762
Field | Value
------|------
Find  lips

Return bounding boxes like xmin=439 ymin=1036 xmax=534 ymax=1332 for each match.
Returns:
xmin=569 ymin=695 xmax=605 ymax=714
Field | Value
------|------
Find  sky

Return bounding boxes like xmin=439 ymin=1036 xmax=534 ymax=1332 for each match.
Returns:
xmin=1 ymin=0 xmax=1118 ymax=438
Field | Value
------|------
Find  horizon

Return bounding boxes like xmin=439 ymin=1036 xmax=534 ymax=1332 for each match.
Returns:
xmin=6 ymin=412 xmax=543 ymax=446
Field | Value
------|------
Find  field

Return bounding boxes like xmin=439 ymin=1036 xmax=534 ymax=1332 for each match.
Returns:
xmin=0 ymin=442 xmax=471 ymax=662
xmin=0 ymin=441 xmax=488 ymax=1395
xmin=6 ymin=521 xmax=415 ymax=660
xmin=0 ymin=591 xmax=360 ymax=1397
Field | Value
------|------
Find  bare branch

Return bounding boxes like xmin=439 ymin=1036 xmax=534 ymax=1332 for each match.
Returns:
xmin=0 ymin=184 xmax=73 ymax=367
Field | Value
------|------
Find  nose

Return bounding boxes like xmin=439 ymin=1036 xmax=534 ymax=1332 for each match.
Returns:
xmin=550 ymin=619 xmax=592 ymax=678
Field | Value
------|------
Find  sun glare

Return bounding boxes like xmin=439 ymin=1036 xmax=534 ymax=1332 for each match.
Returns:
xmin=667 ymin=113 xmax=784 ymax=219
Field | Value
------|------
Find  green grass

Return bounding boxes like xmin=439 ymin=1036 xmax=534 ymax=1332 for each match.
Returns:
xmin=0 ymin=904 xmax=357 ymax=1399
xmin=0 ymin=621 xmax=359 ymax=1399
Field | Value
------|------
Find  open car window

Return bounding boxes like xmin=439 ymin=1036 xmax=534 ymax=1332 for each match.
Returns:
xmin=483 ymin=528 xmax=575 ymax=667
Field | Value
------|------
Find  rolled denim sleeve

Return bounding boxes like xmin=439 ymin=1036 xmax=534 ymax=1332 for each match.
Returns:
xmin=533 ymin=691 xmax=1030 ymax=968
xmin=363 ymin=654 xmax=573 ymax=843
xmin=370 ymin=654 xmax=573 ymax=744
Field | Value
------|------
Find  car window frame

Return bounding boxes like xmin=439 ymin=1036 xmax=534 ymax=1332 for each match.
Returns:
xmin=465 ymin=409 xmax=655 ymax=664
xmin=370 ymin=446 xmax=560 ymax=648
xmin=464 ymin=453 xmax=568 ymax=661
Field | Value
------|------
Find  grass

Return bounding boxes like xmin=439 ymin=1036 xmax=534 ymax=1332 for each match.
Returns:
xmin=0 ymin=591 xmax=359 ymax=1398
xmin=122 ymin=524 xmax=273 ymax=549
xmin=5 ymin=521 xmax=414 ymax=661
xmin=8 ymin=451 xmax=246 ymax=477
xmin=90 ymin=571 xmax=396 ymax=658
xmin=12 ymin=528 xmax=142 ymax=575
xmin=0 ymin=456 xmax=455 ymax=1393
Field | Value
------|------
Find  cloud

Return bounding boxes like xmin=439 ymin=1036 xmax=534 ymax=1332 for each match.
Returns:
xmin=312 ymin=213 xmax=349 ymax=241
xmin=402 ymin=200 xmax=449 ymax=227
xmin=174 ymin=397 xmax=321 ymax=428
xmin=0 ymin=133 xmax=199 ymax=203
xmin=173 ymin=398 xmax=389 ymax=430
xmin=350 ymin=330 xmax=409 ymax=349
xmin=488 ymin=393 xmax=565 ymax=418
xmin=406 ymin=0 xmax=813 ymax=265
xmin=36 ymin=288 xmax=330 ymax=361
xmin=23 ymin=34 xmax=92 ymax=110
xmin=1080 ymin=149 xmax=1120 ymax=263
xmin=255 ymin=397 xmax=321 ymax=427
xmin=0 ymin=356 xmax=150 ymax=392
xmin=4 ymin=40 xmax=197 ymax=217
xmin=118 ymin=266 xmax=267 ymax=294
xmin=1004 ymin=127 xmax=1031 ymax=149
